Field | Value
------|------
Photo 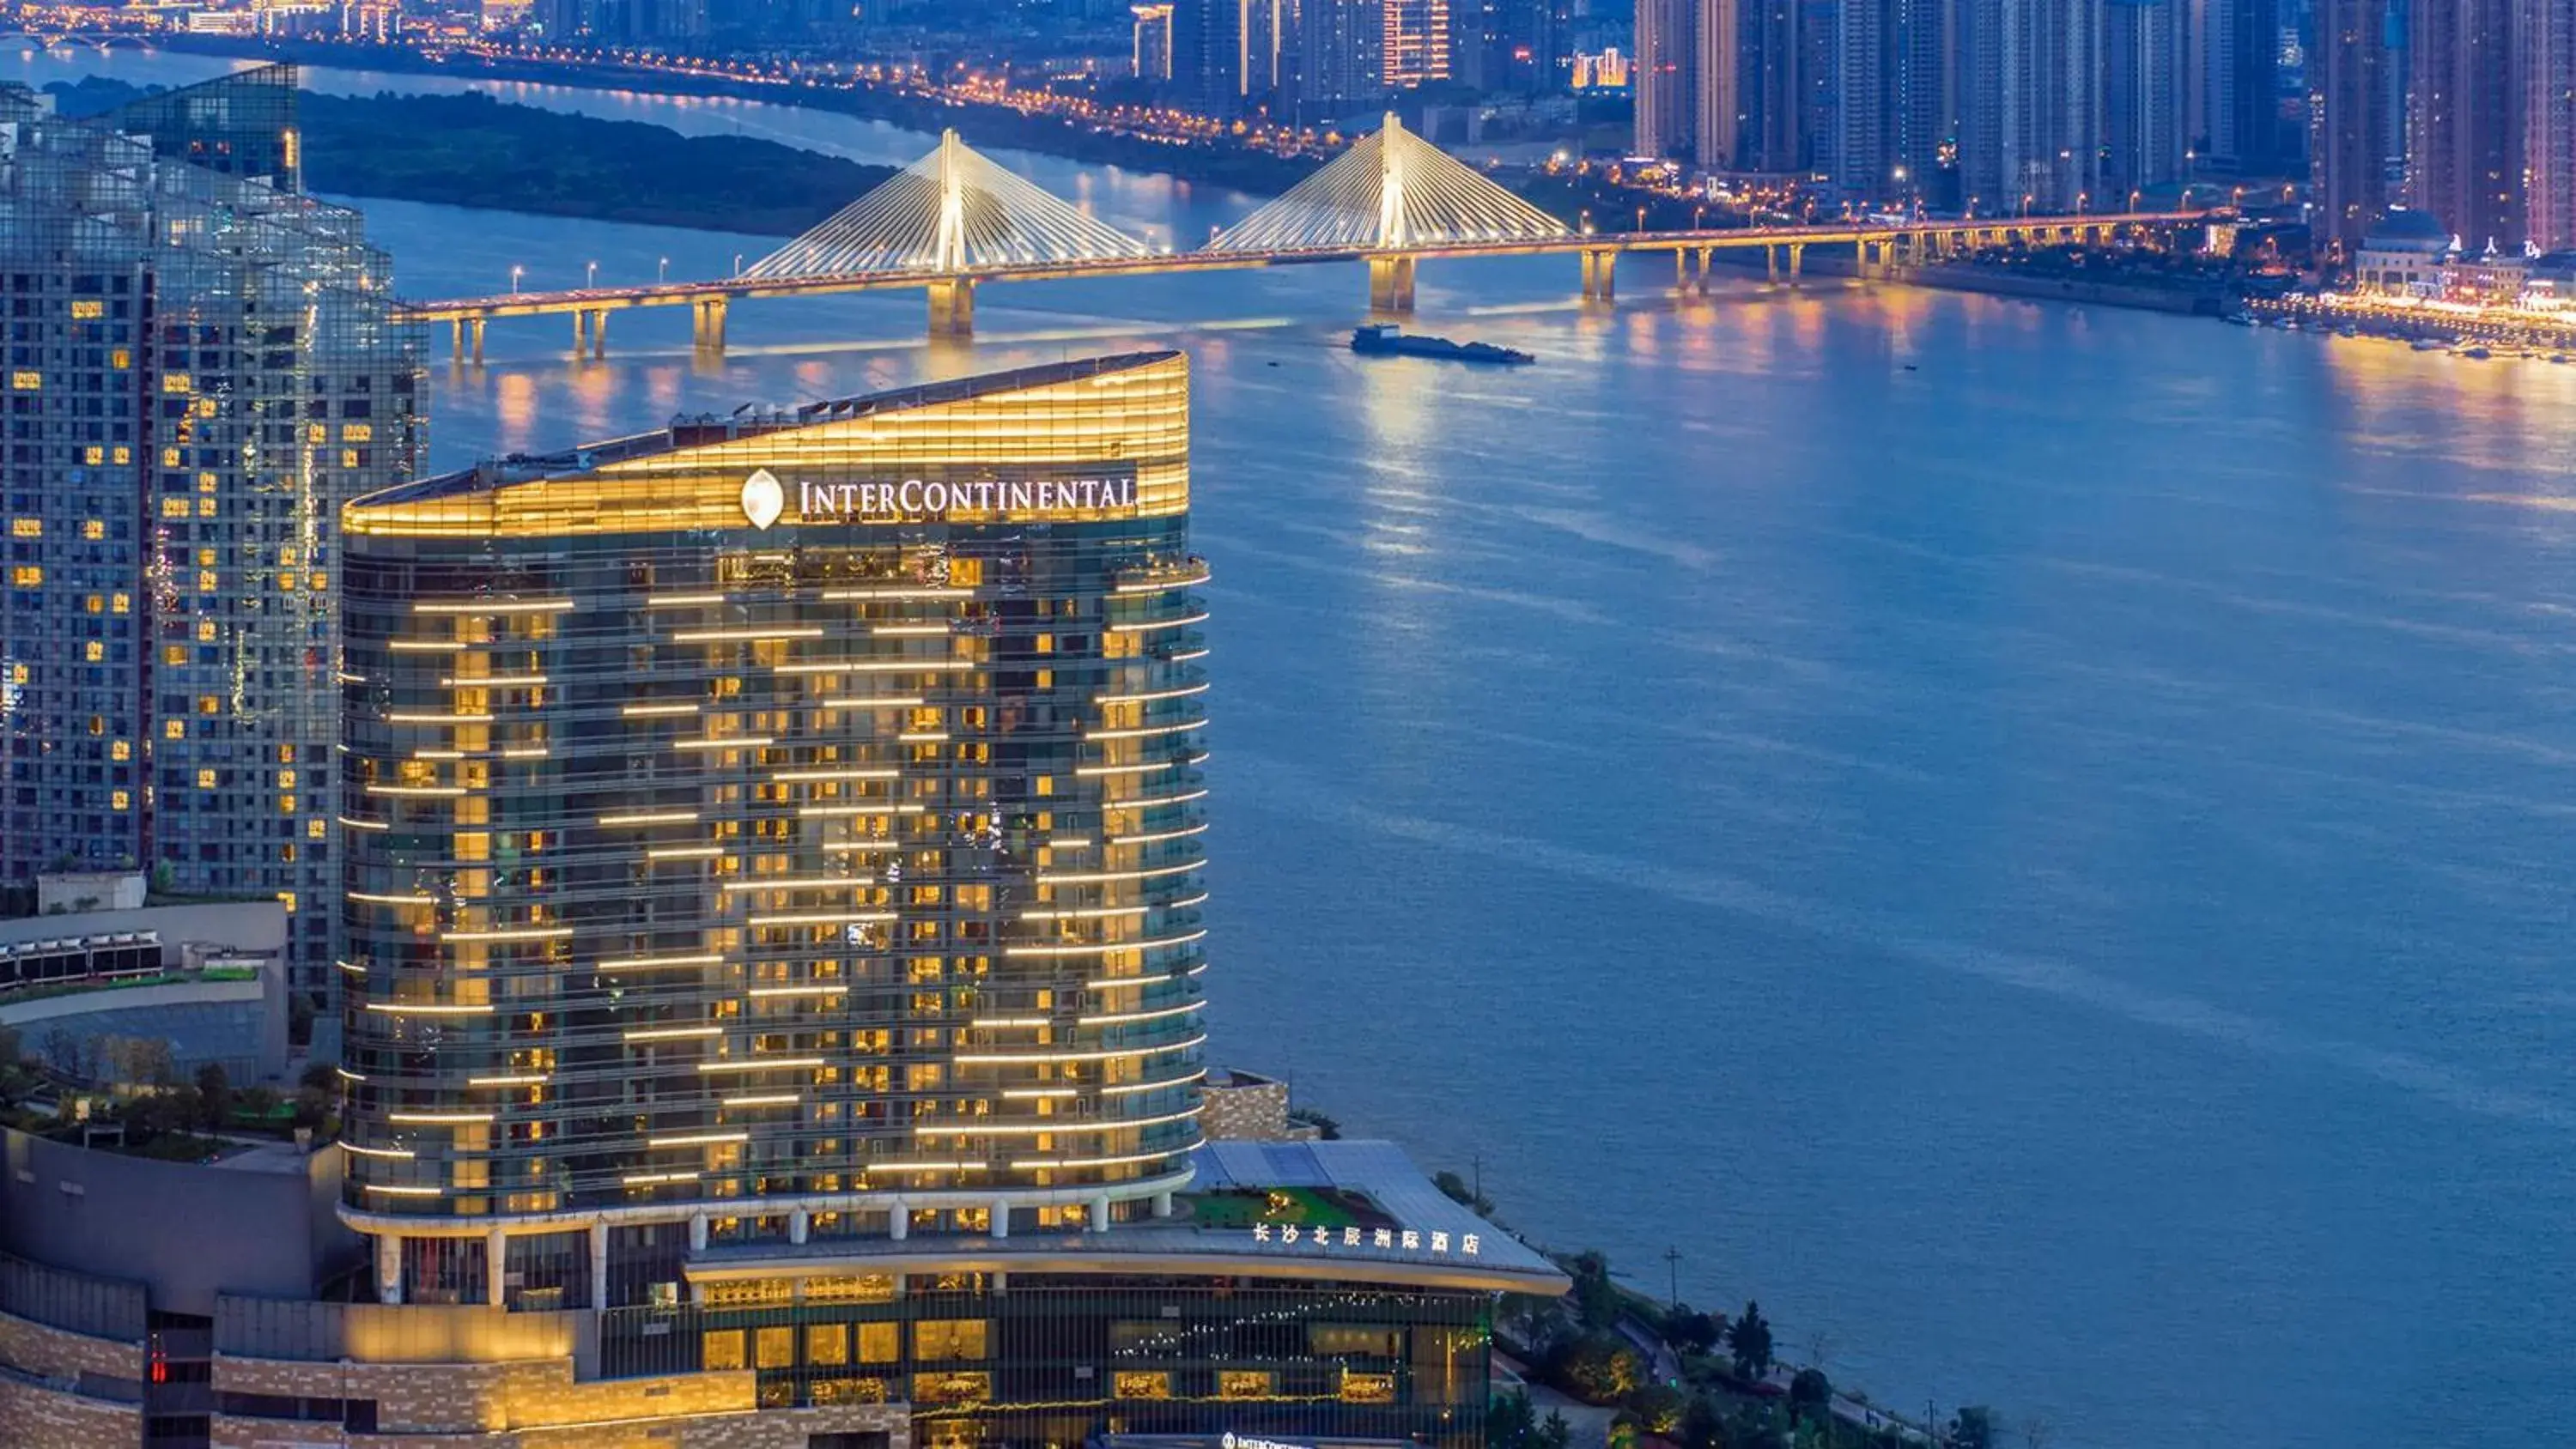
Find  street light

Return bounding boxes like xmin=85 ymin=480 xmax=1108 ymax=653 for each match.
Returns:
xmin=658 ymin=256 xmax=670 ymax=283
xmin=586 ymin=260 xmax=598 ymax=288
xmin=732 ymin=252 xmax=744 ymax=276
xmin=1636 ymin=206 xmax=1647 ymax=233
xmin=510 ymin=264 xmax=524 ymax=294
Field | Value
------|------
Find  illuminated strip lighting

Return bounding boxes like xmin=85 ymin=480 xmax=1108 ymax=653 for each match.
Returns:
xmin=598 ymin=810 xmax=697 ymax=827
xmin=623 ymin=1171 xmax=700 ymax=1185
xmin=724 ymin=1093 xmax=802 ymax=1106
xmin=501 ymin=746 xmax=550 ymax=760
xmin=1124 ymin=788 xmax=1211 ymax=809
xmin=1113 ymin=570 xmax=1211 ymax=593
xmin=914 ymin=1106 xmax=1200 ymax=1138
xmin=1049 ymin=837 xmax=1093 ymax=849
xmin=414 ymin=599 xmax=574 ymax=614
xmin=414 ymin=749 xmax=465 ymax=761
xmin=469 ymin=1074 xmax=550 ymax=1087
xmin=972 ymin=1016 xmax=1050 ymax=1028
xmin=818 ymin=696 xmax=927 ymax=708
xmin=1108 ymin=611 xmax=1210 ymax=634
xmin=748 ymin=984 xmax=849 ymax=998
xmin=363 ymin=1184 xmax=444 ymax=1197
xmin=1170 ymin=647 xmax=1212 ymax=663
xmin=367 ymin=785 xmax=465 ymax=797
xmin=672 ymin=627 xmax=823 ymax=643
xmin=646 ymin=1131 xmax=746 ymax=1148
xmin=1002 ymin=1087 xmax=1080 ymax=1099
xmin=676 ymin=736 xmax=776 ymax=750
xmin=622 ymin=702 xmax=701 ymax=718
xmin=1009 ymin=1147 xmax=1194 ymax=1169
xmin=443 ymin=926 xmax=574 ymax=942
xmin=1170 ymin=890 xmax=1212 ymax=909
xmin=1097 ymin=682 xmax=1210 ymax=705
xmin=1075 ymin=761 xmax=1176 ymax=779
xmin=870 ymin=1161 xmax=978 ymax=1173
xmin=334 ymin=1066 xmax=368 ymax=1082
xmin=367 ymin=1002 xmax=493 ymax=1016
xmin=1087 ymin=719 xmax=1205 ymax=741
xmin=697 ymin=1057 xmax=826 ymax=1073
xmin=348 ymin=891 xmax=435 ymax=905
xmin=897 ymin=731 xmax=950 ymax=743
xmin=387 ymin=640 xmax=465 ymax=652
xmin=387 ymin=712 xmax=495 ymax=724
xmin=773 ymin=767 xmax=900 ymax=782
xmin=337 ymin=816 xmax=389 ymax=832
xmin=625 ymin=1026 xmax=724 ymax=1041
xmin=954 ymin=1034 xmax=1206 ymax=1064
xmin=799 ymin=803 xmax=914 ymax=819
xmin=872 ymin=624 xmax=951 ymax=636
xmin=388 ymin=1111 xmax=493 ymax=1125
xmin=1103 ymin=1068 xmax=1208 ymax=1095
xmin=1019 ymin=905 xmax=1147 ymax=921
xmin=647 ymin=593 xmax=727 ymax=607
xmin=442 ymin=674 xmax=547 ymax=687
xmin=1039 ymin=861 xmax=1204 ymax=885
xmin=1081 ymin=1002 xmax=1203 ymax=1027
xmin=335 ymin=670 xmax=366 ymax=684
xmin=1110 ymin=823 xmax=1210 ymax=846
xmin=775 ymin=660 xmax=977 ymax=675
xmin=339 ymin=1143 xmax=414 ymax=1160
xmin=336 ymin=961 xmax=367 ymax=976
xmin=648 ymin=846 xmax=726 ymax=861
xmin=822 ymin=586 xmax=974 ymax=600
xmin=1005 ymin=930 xmax=1207 ymax=958
xmin=746 ymin=911 xmax=896 ymax=927
xmin=599 ymin=953 xmax=722 ymax=972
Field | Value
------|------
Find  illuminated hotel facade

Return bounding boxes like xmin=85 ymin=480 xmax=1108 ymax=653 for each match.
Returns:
xmin=0 ymin=349 xmax=1578 ymax=1448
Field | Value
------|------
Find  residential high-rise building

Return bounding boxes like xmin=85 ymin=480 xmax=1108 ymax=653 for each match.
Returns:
xmin=1739 ymin=0 xmax=1807 ymax=171
xmin=0 ymin=67 xmax=421 ymax=1003
xmin=1299 ymin=0 xmax=1386 ymax=117
xmin=1134 ymin=2 xmax=1178 ymax=79
xmin=2525 ymin=0 xmax=2576 ymax=250
xmin=2105 ymin=0 xmax=2190 ymax=200
xmin=1636 ymin=0 xmax=1697 ymax=156
xmin=1959 ymin=0 xmax=2105 ymax=215
xmin=2406 ymin=0 xmax=2519 ymax=249
xmin=1457 ymin=0 xmax=1564 ymax=88
xmin=1383 ymin=0 xmax=1454 ymax=83
xmin=1833 ymin=0 xmax=1956 ymax=204
xmin=2312 ymin=0 xmax=2395 ymax=250
xmin=1695 ymin=0 xmax=1742 ymax=165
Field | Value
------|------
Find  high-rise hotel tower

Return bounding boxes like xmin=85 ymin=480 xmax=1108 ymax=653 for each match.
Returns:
xmin=339 ymin=352 xmax=1209 ymax=1256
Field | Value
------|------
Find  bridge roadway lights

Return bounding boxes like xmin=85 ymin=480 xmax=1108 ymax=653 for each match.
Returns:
xmin=691 ymin=297 xmax=729 ymax=355
xmin=928 ymin=277 xmax=975 ymax=338
xmin=1366 ymin=255 xmax=1417 ymax=313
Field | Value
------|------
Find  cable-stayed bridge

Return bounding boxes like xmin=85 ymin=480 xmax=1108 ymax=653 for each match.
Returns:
xmin=400 ymin=116 xmax=2202 ymax=361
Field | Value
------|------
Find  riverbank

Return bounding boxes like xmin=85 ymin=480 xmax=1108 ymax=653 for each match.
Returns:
xmin=2242 ymin=289 xmax=2576 ymax=352
xmin=153 ymin=34 xmax=1325 ymax=197
xmin=45 ymin=76 xmax=893 ymax=233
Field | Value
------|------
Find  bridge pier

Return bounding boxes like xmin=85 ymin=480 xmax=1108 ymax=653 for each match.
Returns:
xmin=692 ymin=297 xmax=730 ymax=355
xmin=1580 ymin=248 xmax=1617 ymax=302
xmin=1366 ymin=254 xmax=1418 ymax=312
xmin=927 ymin=277 xmax=975 ymax=338
xmin=469 ymin=317 xmax=484 ymax=366
xmin=1694 ymin=247 xmax=1714 ymax=294
xmin=1786 ymin=242 xmax=1806 ymax=282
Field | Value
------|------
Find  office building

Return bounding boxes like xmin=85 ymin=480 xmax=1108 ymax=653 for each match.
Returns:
xmin=1694 ymin=0 xmax=1740 ymax=166
xmin=1134 ymin=3 xmax=1177 ymax=80
xmin=0 ymin=68 xmax=421 ymax=1003
xmin=1832 ymin=0 xmax=1957 ymax=205
xmin=1737 ymin=0 xmax=1807 ymax=172
xmin=2312 ymin=0 xmax=2395 ymax=250
xmin=1636 ymin=0 xmax=1696 ymax=155
xmin=2406 ymin=0 xmax=2519 ymax=249
xmin=0 ymin=350 xmax=1571 ymax=1448
xmin=2518 ymin=0 xmax=2576 ymax=250
xmin=1959 ymin=0 xmax=2102 ymax=214
xmin=2194 ymin=0 xmax=2290 ymax=173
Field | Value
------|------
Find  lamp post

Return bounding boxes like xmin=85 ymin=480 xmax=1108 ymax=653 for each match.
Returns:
xmin=586 ymin=260 xmax=598 ymax=288
xmin=658 ymin=256 xmax=670 ymax=283
xmin=510 ymin=264 xmax=524 ymax=294
xmin=732 ymin=252 xmax=744 ymax=276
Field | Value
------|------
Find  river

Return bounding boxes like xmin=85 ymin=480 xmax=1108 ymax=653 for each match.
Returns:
xmin=14 ymin=45 xmax=2576 ymax=1449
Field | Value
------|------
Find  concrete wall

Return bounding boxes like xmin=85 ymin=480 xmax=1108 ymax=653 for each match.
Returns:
xmin=0 ymin=1126 xmax=361 ymax=1315
xmin=1203 ymin=1069 xmax=1293 ymax=1140
xmin=33 ymin=873 xmax=145 ymax=914
xmin=0 ymin=898 xmax=288 ymax=958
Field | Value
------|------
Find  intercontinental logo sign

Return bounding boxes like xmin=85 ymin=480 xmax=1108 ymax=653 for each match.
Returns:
xmin=738 ymin=467 xmax=1139 ymax=530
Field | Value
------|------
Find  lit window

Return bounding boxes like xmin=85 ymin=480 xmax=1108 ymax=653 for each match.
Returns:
xmin=196 ymin=499 xmax=216 ymax=518
xmin=755 ymin=1326 xmax=796 ymax=1369
xmin=198 ymin=696 xmax=219 ymax=715
xmin=806 ymin=1325 xmax=849 ymax=1367
xmin=1219 ymin=1370 xmax=1276 ymax=1399
xmin=69 ymin=300 xmax=103 ymax=320
xmin=160 ymin=499 xmax=190 ymax=519
xmin=913 ymin=1321 xmax=988 ymax=1361
xmin=9 ymin=371 xmax=39 ymax=391
xmin=197 ymin=770 xmax=216 ymax=790
xmin=702 ymin=1331 xmax=747 ymax=1372
xmin=83 ymin=446 xmax=102 ymax=465
xmin=1115 ymin=1371 xmax=1172 ymax=1400
xmin=164 ymin=719 xmax=185 ymax=740
xmin=277 ymin=769 xmax=296 ymax=789
xmin=163 ymin=646 xmax=185 ymax=666
xmin=198 ymin=571 xmax=217 ymax=592
xmin=7 ymin=518 xmax=37 ymax=538
xmin=111 ymin=446 xmax=130 ymax=465
xmin=112 ymin=351 xmax=132 ymax=370
xmin=9 ymin=566 xmax=40 ymax=587
xmin=112 ymin=594 xmax=129 ymax=615
xmin=197 ymin=621 xmax=216 ymax=641
xmin=84 ymin=642 xmax=102 ymax=663
xmin=856 ymin=1323 xmax=899 ymax=1363
xmin=307 ymin=818 xmax=326 ymax=840
xmin=82 ymin=521 xmax=104 ymax=540
xmin=276 ymin=892 xmax=297 ymax=913
xmin=111 ymin=791 xmax=131 ymax=811
xmin=342 ymin=423 xmax=374 ymax=442
xmin=110 ymin=741 xmax=130 ymax=762
xmin=162 ymin=373 xmax=191 ymax=394
xmin=279 ymin=794 xmax=297 ymax=814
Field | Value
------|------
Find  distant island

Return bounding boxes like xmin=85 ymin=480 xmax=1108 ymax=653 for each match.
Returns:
xmin=45 ymin=76 xmax=896 ymax=235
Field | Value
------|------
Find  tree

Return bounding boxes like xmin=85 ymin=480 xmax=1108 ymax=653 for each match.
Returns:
xmin=1625 ymin=1382 xmax=1689 ymax=1435
xmin=1947 ymin=1406 xmax=1996 ymax=1449
xmin=239 ymin=1084 xmax=282 ymax=1125
xmin=299 ymin=1060 xmax=340 ymax=1093
xmin=1787 ymin=1367 xmax=1832 ymax=1425
xmin=1666 ymin=1306 xmax=1723 ymax=1355
xmin=1568 ymin=1250 xmax=1621 ymax=1330
xmin=194 ymin=1062 xmax=233 ymax=1132
xmin=1539 ymin=1410 xmax=1573 ymax=1449
xmin=1433 ymin=1168 xmax=1495 ymax=1216
xmin=1558 ymin=1332 xmax=1646 ymax=1404
xmin=1490 ymin=1388 xmax=1540 ymax=1449
xmin=1728 ymin=1301 xmax=1775 ymax=1383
